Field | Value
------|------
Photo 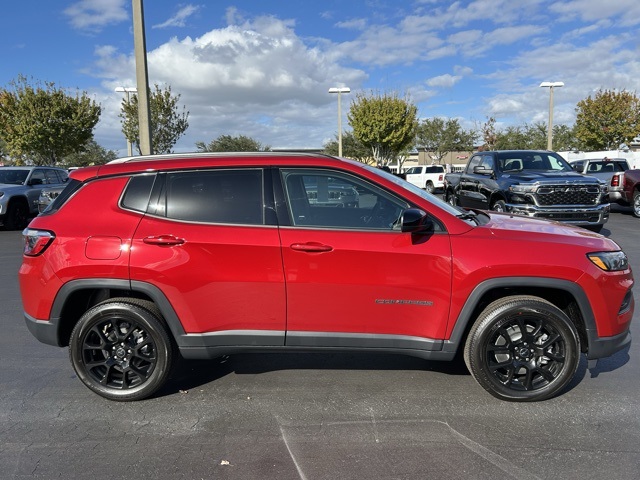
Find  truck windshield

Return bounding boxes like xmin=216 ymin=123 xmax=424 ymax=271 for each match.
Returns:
xmin=497 ymin=152 xmax=572 ymax=173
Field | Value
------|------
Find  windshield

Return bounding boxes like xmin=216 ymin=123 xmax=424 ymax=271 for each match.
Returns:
xmin=497 ymin=152 xmax=573 ymax=173
xmin=0 ymin=169 xmax=29 ymax=185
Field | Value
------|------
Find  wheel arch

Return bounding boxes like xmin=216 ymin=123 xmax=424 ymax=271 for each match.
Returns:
xmin=48 ymin=279 xmax=186 ymax=348
xmin=443 ymin=277 xmax=593 ymax=357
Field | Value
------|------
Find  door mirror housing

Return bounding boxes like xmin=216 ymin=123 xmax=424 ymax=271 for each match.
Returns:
xmin=401 ymin=208 xmax=433 ymax=233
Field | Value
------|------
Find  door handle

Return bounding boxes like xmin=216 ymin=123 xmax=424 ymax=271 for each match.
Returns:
xmin=143 ymin=235 xmax=185 ymax=246
xmin=290 ymin=242 xmax=333 ymax=253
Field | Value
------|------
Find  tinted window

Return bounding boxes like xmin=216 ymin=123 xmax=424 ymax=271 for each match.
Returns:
xmin=164 ymin=169 xmax=263 ymax=225
xmin=121 ymin=174 xmax=157 ymax=212
xmin=281 ymin=169 xmax=408 ymax=230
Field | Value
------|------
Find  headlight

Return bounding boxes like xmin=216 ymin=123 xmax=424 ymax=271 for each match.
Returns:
xmin=587 ymin=251 xmax=629 ymax=271
xmin=509 ymin=184 xmax=537 ymax=194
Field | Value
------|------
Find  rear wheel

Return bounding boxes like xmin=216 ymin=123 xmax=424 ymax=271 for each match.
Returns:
xmin=5 ymin=200 xmax=29 ymax=230
xmin=464 ymin=296 xmax=580 ymax=401
xmin=425 ymin=181 xmax=435 ymax=194
xmin=633 ymin=190 xmax=640 ymax=218
xmin=69 ymin=298 xmax=175 ymax=401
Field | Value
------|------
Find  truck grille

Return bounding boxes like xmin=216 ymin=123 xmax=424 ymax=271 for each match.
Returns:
xmin=535 ymin=185 xmax=601 ymax=206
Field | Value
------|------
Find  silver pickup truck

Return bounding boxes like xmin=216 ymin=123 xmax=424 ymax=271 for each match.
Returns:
xmin=0 ymin=166 xmax=69 ymax=230
xmin=568 ymin=157 xmax=629 ymax=203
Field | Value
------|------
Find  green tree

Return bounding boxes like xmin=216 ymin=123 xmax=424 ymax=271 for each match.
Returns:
xmin=120 ymin=84 xmax=189 ymax=155
xmin=415 ymin=117 xmax=476 ymax=163
xmin=348 ymin=92 xmax=418 ymax=166
xmin=323 ymin=131 xmax=373 ymax=164
xmin=480 ymin=116 xmax=498 ymax=150
xmin=196 ymin=134 xmax=270 ymax=152
xmin=0 ymin=76 xmax=101 ymax=165
xmin=63 ymin=139 xmax=117 ymax=167
xmin=574 ymin=89 xmax=640 ymax=150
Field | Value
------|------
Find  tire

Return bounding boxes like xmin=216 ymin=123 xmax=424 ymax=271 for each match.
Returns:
xmin=633 ymin=190 xmax=640 ymax=218
xmin=445 ymin=190 xmax=457 ymax=206
xmin=491 ymin=199 xmax=506 ymax=212
xmin=464 ymin=296 xmax=580 ymax=402
xmin=425 ymin=181 xmax=435 ymax=194
xmin=5 ymin=200 xmax=29 ymax=230
xmin=69 ymin=298 xmax=175 ymax=401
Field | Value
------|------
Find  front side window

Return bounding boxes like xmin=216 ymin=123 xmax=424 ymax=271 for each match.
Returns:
xmin=281 ymin=169 xmax=408 ymax=230
xmin=162 ymin=169 xmax=264 ymax=225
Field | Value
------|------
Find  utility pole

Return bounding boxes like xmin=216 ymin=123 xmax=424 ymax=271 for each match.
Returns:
xmin=132 ymin=0 xmax=153 ymax=155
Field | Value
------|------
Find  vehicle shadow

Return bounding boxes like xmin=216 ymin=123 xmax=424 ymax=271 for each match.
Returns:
xmin=158 ymin=351 xmax=471 ymax=397
xmin=566 ymin=344 xmax=631 ymax=393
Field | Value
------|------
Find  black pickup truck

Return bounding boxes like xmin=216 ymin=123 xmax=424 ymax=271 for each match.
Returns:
xmin=443 ymin=150 xmax=610 ymax=231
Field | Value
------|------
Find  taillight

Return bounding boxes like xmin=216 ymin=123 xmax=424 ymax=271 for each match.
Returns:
xmin=611 ymin=174 xmax=620 ymax=187
xmin=438 ymin=174 xmax=443 ymax=181
xmin=22 ymin=228 xmax=55 ymax=256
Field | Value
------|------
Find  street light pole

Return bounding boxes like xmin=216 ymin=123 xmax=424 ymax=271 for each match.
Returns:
xmin=539 ymin=81 xmax=564 ymax=150
xmin=329 ymin=87 xmax=351 ymax=157
xmin=132 ymin=0 xmax=153 ymax=155
xmin=115 ymin=87 xmax=137 ymax=156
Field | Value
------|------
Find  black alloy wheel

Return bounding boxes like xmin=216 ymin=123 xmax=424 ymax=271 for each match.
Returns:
xmin=69 ymin=298 xmax=175 ymax=401
xmin=445 ymin=191 xmax=457 ymax=206
xmin=464 ymin=296 xmax=580 ymax=401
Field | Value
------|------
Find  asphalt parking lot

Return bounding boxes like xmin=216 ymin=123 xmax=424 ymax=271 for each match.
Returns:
xmin=2 ymin=207 xmax=639 ymax=480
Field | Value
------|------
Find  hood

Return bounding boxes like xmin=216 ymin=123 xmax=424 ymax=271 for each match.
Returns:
xmin=481 ymin=211 xmax=620 ymax=250
xmin=502 ymin=171 xmax=600 ymax=184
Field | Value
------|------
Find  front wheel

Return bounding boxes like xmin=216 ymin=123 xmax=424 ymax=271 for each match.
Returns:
xmin=5 ymin=201 xmax=29 ymax=230
xmin=633 ymin=190 xmax=640 ymax=218
xmin=445 ymin=190 xmax=457 ymax=206
xmin=491 ymin=199 xmax=506 ymax=212
xmin=464 ymin=296 xmax=580 ymax=402
xmin=69 ymin=298 xmax=175 ymax=401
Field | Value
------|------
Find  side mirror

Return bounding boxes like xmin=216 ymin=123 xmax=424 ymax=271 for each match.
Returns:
xmin=401 ymin=208 xmax=433 ymax=234
xmin=473 ymin=166 xmax=494 ymax=176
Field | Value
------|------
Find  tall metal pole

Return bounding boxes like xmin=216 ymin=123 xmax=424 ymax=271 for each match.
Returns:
xmin=540 ymin=82 xmax=564 ymax=151
xmin=337 ymin=91 xmax=343 ymax=157
xmin=132 ymin=0 xmax=153 ymax=155
xmin=547 ymin=86 xmax=554 ymax=151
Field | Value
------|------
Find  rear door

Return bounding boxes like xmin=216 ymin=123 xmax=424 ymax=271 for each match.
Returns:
xmin=276 ymin=168 xmax=453 ymax=349
xmin=129 ymin=168 xmax=286 ymax=343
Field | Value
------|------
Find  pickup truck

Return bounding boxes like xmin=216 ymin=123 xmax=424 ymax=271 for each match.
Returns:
xmin=443 ymin=150 xmax=609 ymax=231
xmin=568 ymin=157 xmax=629 ymax=203
xmin=404 ymin=164 xmax=446 ymax=193
xmin=0 ymin=166 xmax=69 ymax=230
xmin=611 ymin=169 xmax=640 ymax=217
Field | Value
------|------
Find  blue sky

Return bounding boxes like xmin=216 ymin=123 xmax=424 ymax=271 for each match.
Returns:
xmin=2 ymin=0 xmax=640 ymax=155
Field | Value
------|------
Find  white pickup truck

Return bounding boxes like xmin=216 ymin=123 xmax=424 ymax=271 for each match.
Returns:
xmin=403 ymin=164 xmax=446 ymax=193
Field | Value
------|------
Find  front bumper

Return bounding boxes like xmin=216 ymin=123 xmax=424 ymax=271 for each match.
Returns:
xmin=505 ymin=203 xmax=610 ymax=226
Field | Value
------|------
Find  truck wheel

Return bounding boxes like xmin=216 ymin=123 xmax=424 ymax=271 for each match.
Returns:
xmin=5 ymin=200 xmax=29 ymax=230
xmin=425 ymin=181 xmax=435 ymax=194
xmin=633 ymin=190 xmax=640 ymax=218
xmin=445 ymin=190 xmax=457 ymax=206
xmin=491 ymin=199 xmax=506 ymax=212
xmin=464 ymin=296 xmax=580 ymax=402
xmin=69 ymin=298 xmax=175 ymax=401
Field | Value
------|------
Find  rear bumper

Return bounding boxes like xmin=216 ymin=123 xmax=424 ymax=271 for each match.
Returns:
xmin=24 ymin=312 xmax=61 ymax=347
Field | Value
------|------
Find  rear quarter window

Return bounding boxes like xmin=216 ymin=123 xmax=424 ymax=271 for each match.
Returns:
xmin=121 ymin=174 xmax=157 ymax=212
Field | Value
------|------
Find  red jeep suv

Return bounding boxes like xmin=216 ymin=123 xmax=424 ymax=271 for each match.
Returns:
xmin=19 ymin=153 xmax=634 ymax=402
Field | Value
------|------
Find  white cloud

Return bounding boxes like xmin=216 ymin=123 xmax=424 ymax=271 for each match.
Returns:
xmin=64 ymin=0 xmax=128 ymax=31
xmin=153 ymin=4 xmax=201 ymax=29
xmin=95 ymin=14 xmax=367 ymax=150
xmin=426 ymin=74 xmax=461 ymax=88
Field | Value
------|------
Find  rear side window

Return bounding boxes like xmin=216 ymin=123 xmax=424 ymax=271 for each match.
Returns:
xmin=121 ymin=174 xmax=157 ymax=212
xmin=160 ymin=169 xmax=264 ymax=225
